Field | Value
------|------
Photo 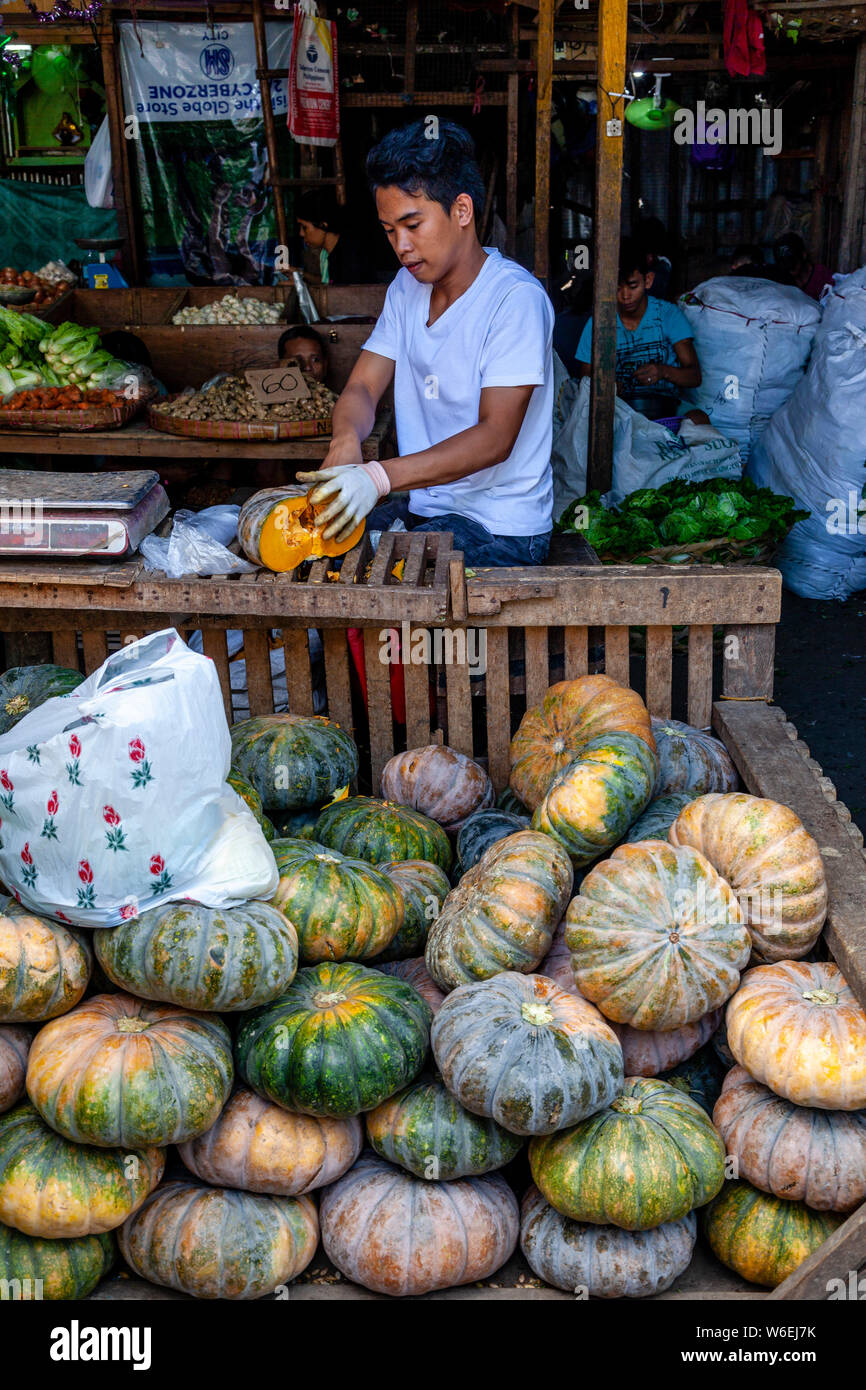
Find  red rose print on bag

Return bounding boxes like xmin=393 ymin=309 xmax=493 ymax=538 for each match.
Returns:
xmin=149 ymin=852 xmax=172 ymax=895
xmin=129 ymin=737 xmax=153 ymax=789
xmin=0 ymin=771 xmax=14 ymax=813
xmin=20 ymin=842 xmax=37 ymax=890
xmin=41 ymin=790 xmax=59 ymax=842
xmin=77 ymin=858 xmax=95 ymax=909
xmin=103 ymin=804 xmax=128 ymax=854
xmin=66 ymin=734 xmax=82 ymax=786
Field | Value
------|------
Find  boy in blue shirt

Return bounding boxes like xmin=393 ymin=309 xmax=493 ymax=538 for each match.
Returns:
xmin=575 ymin=239 xmax=709 ymax=424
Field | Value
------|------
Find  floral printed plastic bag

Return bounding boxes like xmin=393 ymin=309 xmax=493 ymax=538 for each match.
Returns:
xmin=0 ymin=629 xmax=278 ymax=927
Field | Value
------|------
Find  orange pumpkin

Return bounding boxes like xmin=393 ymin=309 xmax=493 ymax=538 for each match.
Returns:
xmin=725 ymin=961 xmax=866 ymax=1110
xmin=379 ymin=744 xmax=494 ymax=832
xmin=565 ymin=841 xmax=750 ymax=1031
xmin=668 ymin=793 xmax=827 ymax=961
xmin=509 ymin=675 xmax=655 ymax=811
xmin=238 ymin=486 xmax=365 ymax=573
xmin=713 ymin=1065 xmax=866 ymax=1211
xmin=703 ymin=1180 xmax=843 ymax=1289
xmin=0 ymin=1026 xmax=30 ymax=1113
xmin=178 ymin=1087 xmax=362 ymax=1196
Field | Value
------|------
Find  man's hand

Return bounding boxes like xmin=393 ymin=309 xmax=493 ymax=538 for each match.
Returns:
xmin=320 ymin=432 xmax=364 ymax=472
xmin=296 ymin=463 xmax=386 ymax=542
xmin=633 ymin=361 xmax=667 ymax=386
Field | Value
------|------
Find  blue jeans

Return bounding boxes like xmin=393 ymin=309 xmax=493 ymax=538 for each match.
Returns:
xmin=368 ymin=497 xmax=551 ymax=568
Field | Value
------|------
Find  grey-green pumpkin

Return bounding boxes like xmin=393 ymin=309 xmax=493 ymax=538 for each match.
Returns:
xmin=230 ymin=715 xmax=358 ymax=811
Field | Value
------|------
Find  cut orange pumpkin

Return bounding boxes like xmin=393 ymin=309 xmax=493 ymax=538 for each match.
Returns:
xmin=238 ymin=486 xmax=365 ymax=573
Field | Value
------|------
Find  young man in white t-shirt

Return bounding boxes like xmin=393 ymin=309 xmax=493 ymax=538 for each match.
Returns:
xmin=297 ymin=120 xmax=555 ymax=567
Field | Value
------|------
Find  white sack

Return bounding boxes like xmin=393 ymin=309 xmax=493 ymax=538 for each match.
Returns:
xmin=0 ymin=629 xmax=278 ymax=926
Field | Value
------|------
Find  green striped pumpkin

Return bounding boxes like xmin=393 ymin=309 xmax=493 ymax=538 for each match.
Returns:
xmin=455 ymin=809 xmax=531 ymax=881
xmin=0 ymin=665 xmax=84 ymax=735
xmin=119 ymin=1180 xmax=318 ymax=1300
xmin=375 ymin=860 xmax=452 ymax=961
xmin=497 ymin=787 xmax=530 ymax=817
xmin=25 ymin=993 xmax=234 ymax=1149
xmin=237 ymin=961 xmax=432 ymax=1118
xmin=532 ymin=731 xmax=658 ymax=866
xmin=366 ymin=1076 xmax=522 ymax=1180
xmin=314 ymin=796 xmax=453 ymax=872
xmin=93 ymin=901 xmax=298 ymax=1012
xmin=529 ymin=1077 xmax=726 ymax=1230
xmin=425 ymin=831 xmax=573 ymax=992
xmin=0 ymin=1223 xmax=115 ymax=1300
xmin=703 ymin=1180 xmax=843 ymax=1288
xmin=270 ymin=838 xmax=404 ymax=963
xmin=228 ymin=768 xmax=276 ymax=842
xmin=0 ymin=1102 xmax=164 ymax=1238
xmin=230 ymin=715 xmax=358 ymax=811
xmin=624 ymin=792 xmax=700 ymax=844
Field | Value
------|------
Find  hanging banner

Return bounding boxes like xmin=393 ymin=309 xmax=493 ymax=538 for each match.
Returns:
xmin=287 ymin=6 xmax=339 ymax=148
xmin=118 ymin=21 xmax=292 ymax=286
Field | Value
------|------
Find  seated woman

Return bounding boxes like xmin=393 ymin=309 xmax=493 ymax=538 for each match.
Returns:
xmin=575 ymin=238 xmax=710 ymax=425
xmin=296 ymin=189 xmax=369 ymax=286
xmin=278 ymin=325 xmax=330 ymax=384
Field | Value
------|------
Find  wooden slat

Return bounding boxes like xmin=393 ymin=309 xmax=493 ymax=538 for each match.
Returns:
xmin=366 ymin=530 xmax=397 ymax=589
xmin=322 ymin=629 xmax=354 ymax=738
xmin=201 ymin=629 xmax=232 ymax=721
xmin=404 ymin=627 xmax=431 ymax=750
xmin=524 ymin=628 xmax=550 ymax=711
xmin=339 ymin=536 xmax=370 ymax=587
xmin=769 ymin=1202 xmax=866 ymax=1300
xmin=713 ymin=701 xmax=866 ymax=1013
xmin=563 ymin=625 xmax=588 ymax=679
xmin=364 ymin=628 xmax=394 ymax=786
xmin=485 ymin=627 xmax=511 ymax=792
xmin=604 ymin=626 xmax=630 ymax=687
xmin=51 ymin=630 xmax=80 ymax=670
xmin=242 ymin=629 xmax=274 ymax=716
xmin=445 ymin=641 xmax=474 ymax=757
xmin=401 ymin=532 xmax=428 ymax=590
xmin=81 ymin=630 xmax=108 ymax=674
xmin=687 ymin=623 xmax=714 ymax=728
xmin=282 ymin=630 xmax=315 ymax=716
xmin=307 ymin=558 xmax=330 ymax=584
xmin=534 ymin=0 xmax=555 ymax=280
xmin=466 ymin=567 xmax=781 ymax=626
xmin=645 ymin=625 xmax=673 ymax=719
xmin=721 ymin=623 xmax=776 ymax=700
xmin=432 ymin=534 xmax=454 ymax=593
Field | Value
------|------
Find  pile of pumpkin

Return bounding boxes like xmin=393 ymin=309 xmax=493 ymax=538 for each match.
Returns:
xmin=0 ymin=667 xmax=863 ymax=1301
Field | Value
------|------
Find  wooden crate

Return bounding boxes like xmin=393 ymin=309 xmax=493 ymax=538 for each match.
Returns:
xmin=1 ymin=554 xmax=865 ymax=1301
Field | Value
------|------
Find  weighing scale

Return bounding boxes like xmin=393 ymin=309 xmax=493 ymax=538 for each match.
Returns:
xmin=74 ymin=236 xmax=128 ymax=291
xmin=0 ymin=470 xmax=169 ymax=561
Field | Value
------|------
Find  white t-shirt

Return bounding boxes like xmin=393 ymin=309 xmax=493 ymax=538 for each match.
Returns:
xmin=363 ymin=249 xmax=554 ymax=535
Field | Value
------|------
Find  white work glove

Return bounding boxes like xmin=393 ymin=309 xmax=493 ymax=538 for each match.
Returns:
xmin=297 ymin=462 xmax=389 ymax=543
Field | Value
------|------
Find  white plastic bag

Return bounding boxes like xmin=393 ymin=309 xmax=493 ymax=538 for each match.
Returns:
xmin=749 ymin=319 xmax=866 ymax=600
xmin=678 ymin=277 xmax=820 ymax=463
xmin=552 ymin=377 xmax=742 ymax=516
xmin=141 ymin=508 xmax=256 ymax=578
xmin=0 ymin=630 xmax=278 ymax=927
xmin=84 ymin=116 xmax=114 ymax=210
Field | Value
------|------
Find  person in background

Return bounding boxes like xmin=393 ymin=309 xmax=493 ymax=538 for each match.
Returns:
xmin=636 ymin=217 xmax=673 ymax=299
xmin=99 ymin=331 xmax=167 ymax=396
xmin=575 ymin=238 xmax=710 ymax=424
xmin=773 ymin=233 xmax=834 ymax=300
xmin=296 ymin=189 xmax=368 ymax=286
xmin=277 ymin=325 xmax=330 ymax=384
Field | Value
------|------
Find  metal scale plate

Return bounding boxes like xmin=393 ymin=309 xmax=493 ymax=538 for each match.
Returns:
xmin=0 ymin=470 xmax=169 ymax=560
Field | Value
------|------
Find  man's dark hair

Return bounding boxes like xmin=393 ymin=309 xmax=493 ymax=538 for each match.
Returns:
xmin=732 ymin=243 xmax=764 ymax=267
xmin=278 ymin=325 xmax=328 ymax=358
xmin=618 ymin=237 xmax=649 ymax=282
xmin=366 ymin=120 xmax=486 ymax=219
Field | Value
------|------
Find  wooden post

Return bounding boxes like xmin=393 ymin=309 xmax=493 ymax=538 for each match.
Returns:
xmin=506 ymin=4 xmax=519 ymax=259
xmin=99 ymin=13 xmax=140 ymax=286
xmin=586 ymin=0 xmax=628 ymax=493
xmin=404 ymin=0 xmax=418 ymax=96
xmin=252 ymin=0 xmax=291 ymax=256
xmin=533 ymin=0 xmax=555 ymax=282
xmin=839 ymin=36 xmax=866 ymax=273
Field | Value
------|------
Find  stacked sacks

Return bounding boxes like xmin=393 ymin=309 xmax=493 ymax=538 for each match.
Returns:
xmin=749 ymin=267 xmax=866 ymax=600
xmin=704 ymin=961 xmax=864 ymax=1288
xmin=677 ymin=276 xmax=820 ymax=464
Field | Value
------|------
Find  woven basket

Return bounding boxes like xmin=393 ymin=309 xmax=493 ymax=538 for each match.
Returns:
xmin=599 ymin=537 xmax=778 ymax=566
xmin=0 ymin=388 xmax=156 ymax=433
xmin=148 ymin=400 xmax=333 ymax=442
